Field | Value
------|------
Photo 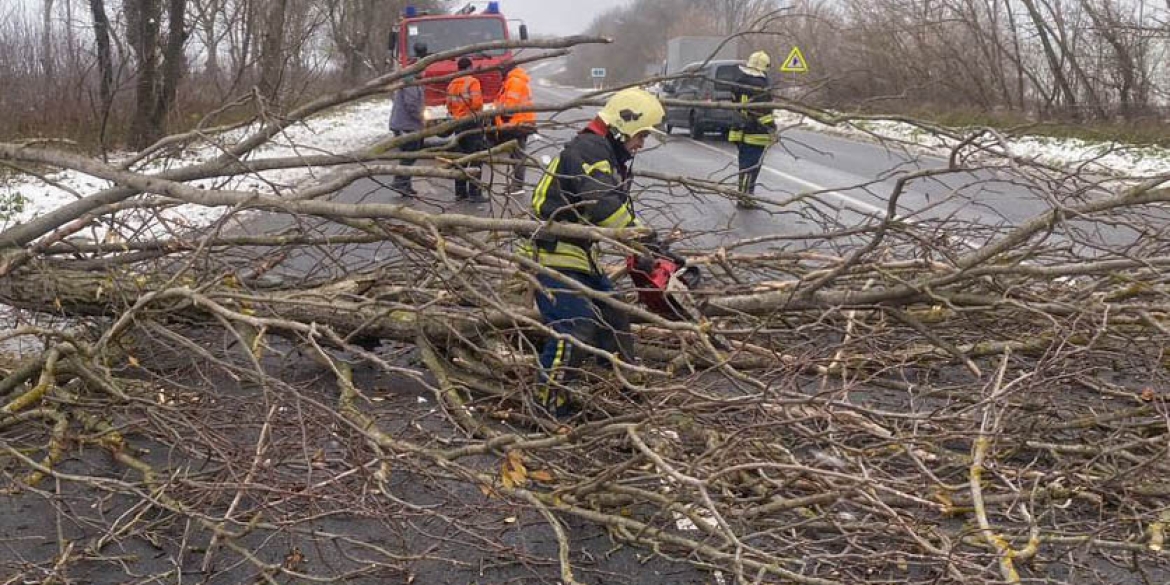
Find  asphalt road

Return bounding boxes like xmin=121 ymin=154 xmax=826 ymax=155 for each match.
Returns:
xmin=523 ymin=62 xmax=1147 ymax=256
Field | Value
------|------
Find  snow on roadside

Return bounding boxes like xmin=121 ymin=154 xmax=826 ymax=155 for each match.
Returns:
xmin=0 ymin=99 xmax=394 ymax=242
xmin=773 ymin=109 xmax=1170 ymax=178
xmin=1 ymin=99 xmax=396 ymax=355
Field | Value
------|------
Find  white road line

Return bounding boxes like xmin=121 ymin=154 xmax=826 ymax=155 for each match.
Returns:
xmin=530 ymin=86 xmax=976 ymax=250
xmin=680 ymin=136 xmax=984 ymax=250
xmin=684 ymin=138 xmax=887 ymax=216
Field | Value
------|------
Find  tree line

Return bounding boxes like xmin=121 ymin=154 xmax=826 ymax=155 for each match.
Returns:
xmin=562 ymin=0 xmax=1170 ymax=123
xmin=1 ymin=0 xmax=440 ymax=150
xmin=5 ymin=0 xmax=1170 ymax=153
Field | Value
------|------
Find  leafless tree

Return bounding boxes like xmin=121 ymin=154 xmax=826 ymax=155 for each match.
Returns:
xmin=190 ymin=0 xmax=228 ymax=87
xmin=324 ymin=0 xmax=400 ymax=82
xmin=123 ymin=0 xmax=189 ymax=148
xmin=88 ymin=0 xmax=116 ymax=147
xmin=712 ymin=0 xmax=777 ymax=35
xmin=153 ymin=0 xmax=188 ymax=136
xmin=125 ymin=0 xmax=164 ymax=146
xmin=40 ymin=0 xmax=54 ymax=79
xmin=1080 ymin=0 xmax=1152 ymax=118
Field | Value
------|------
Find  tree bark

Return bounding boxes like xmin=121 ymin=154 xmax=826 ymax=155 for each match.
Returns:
xmin=190 ymin=0 xmax=224 ymax=85
xmin=88 ymin=0 xmax=115 ymax=149
xmin=1080 ymin=0 xmax=1141 ymax=119
xmin=0 ymin=268 xmax=527 ymax=348
xmin=1039 ymin=0 xmax=1107 ymax=119
xmin=127 ymin=0 xmax=163 ymax=149
xmin=41 ymin=0 xmax=55 ymax=79
xmin=1002 ymin=0 xmax=1027 ymax=110
xmin=1018 ymin=0 xmax=1079 ymax=117
xmin=150 ymin=0 xmax=188 ymax=135
xmin=63 ymin=0 xmax=76 ymax=73
xmin=258 ymin=0 xmax=289 ymax=105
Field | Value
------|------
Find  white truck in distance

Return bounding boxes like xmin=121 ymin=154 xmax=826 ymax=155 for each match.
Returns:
xmin=663 ymin=36 xmax=740 ymax=75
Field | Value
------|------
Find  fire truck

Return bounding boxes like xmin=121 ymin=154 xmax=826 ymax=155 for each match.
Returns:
xmin=389 ymin=2 xmax=528 ymax=126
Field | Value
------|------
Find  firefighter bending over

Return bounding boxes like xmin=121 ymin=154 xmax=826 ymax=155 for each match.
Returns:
xmin=521 ymin=88 xmax=665 ymax=417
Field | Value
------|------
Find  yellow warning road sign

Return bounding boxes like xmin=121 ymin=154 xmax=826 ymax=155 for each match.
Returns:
xmin=780 ymin=46 xmax=808 ymax=73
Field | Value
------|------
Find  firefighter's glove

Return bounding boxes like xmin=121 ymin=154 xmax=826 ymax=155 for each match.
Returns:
xmin=666 ymin=249 xmax=687 ymax=267
xmin=647 ymin=249 xmax=687 ymax=269
xmin=634 ymin=228 xmax=660 ymax=246
xmin=647 ymin=240 xmax=686 ymax=267
xmin=633 ymin=229 xmax=661 ymax=255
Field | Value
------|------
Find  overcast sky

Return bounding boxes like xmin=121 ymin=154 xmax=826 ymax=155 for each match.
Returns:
xmin=497 ymin=0 xmax=631 ymax=37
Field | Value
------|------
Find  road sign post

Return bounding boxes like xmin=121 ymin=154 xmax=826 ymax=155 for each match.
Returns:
xmin=591 ymin=67 xmax=607 ymax=89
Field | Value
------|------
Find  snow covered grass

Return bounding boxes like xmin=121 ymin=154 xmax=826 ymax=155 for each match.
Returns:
xmin=0 ymin=99 xmax=395 ymax=241
xmin=774 ymin=109 xmax=1170 ymax=178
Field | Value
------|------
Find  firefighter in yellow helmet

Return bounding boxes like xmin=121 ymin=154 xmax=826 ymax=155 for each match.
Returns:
xmin=728 ymin=50 xmax=776 ymax=208
xmin=522 ymin=87 xmax=665 ymax=417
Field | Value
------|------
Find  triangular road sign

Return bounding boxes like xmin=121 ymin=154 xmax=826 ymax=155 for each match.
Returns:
xmin=780 ymin=46 xmax=808 ymax=73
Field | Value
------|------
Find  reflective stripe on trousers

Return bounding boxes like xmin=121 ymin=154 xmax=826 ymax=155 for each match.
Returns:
xmin=729 ymin=131 xmax=770 ymax=146
xmin=534 ymin=270 xmax=632 ymax=415
xmin=737 ymin=142 xmax=766 ymax=195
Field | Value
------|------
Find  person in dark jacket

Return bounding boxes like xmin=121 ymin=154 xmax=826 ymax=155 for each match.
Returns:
xmin=727 ymin=51 xmax=775 ymax=208
xmin=521 ymin=87 xmax=665 ymax=417
xmin=388 ymin=42 xmax=429 ymax=196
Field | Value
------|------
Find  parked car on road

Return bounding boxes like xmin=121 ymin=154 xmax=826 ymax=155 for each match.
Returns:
xmin=659 ymin=60 xmax=745 ymax=140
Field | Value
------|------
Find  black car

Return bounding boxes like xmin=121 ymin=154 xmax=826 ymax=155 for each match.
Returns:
xmin=659 ymin=60 xmax=745 ymax=140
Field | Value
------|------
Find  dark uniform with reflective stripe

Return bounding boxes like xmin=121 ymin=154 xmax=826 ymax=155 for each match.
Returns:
xmin=522 ymin=120 xmax=641 ymax=415
xmin=727 ymin=68 xmax=774 ymax=201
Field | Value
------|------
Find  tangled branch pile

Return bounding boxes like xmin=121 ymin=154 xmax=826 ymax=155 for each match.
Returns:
xmin=1 ymin=40 xmax=1168 ymax=585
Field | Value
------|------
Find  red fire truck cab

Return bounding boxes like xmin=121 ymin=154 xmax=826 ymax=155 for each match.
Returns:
xmin=389 ymin=2 xmax=528 ymax=126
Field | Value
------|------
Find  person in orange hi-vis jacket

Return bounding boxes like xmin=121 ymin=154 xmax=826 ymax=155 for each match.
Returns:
xmin=493 ymin=66 xmax=536 ymax=194
xmin=446 ymin=56 xmax=487 ymax=202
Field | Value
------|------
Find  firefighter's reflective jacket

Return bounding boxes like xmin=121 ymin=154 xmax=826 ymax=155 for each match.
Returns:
xmin=446 ymin=74 xmax=483 ymax=120
xmin=522 ymin=118 xmax=641 ymax=274
xmin=495 ymin=67 xmax=536 ymax=128
xmin=727 ymin=68 xmax=774 ymax=146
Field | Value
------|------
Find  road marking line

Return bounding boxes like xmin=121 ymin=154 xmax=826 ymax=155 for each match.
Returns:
xmin=684 ymin=139 xmax=886 ymax=216
xmin=531 ymin=89 xmax=977 ymax=248
xmin=681 ymin=137 xmax=983 ymax=250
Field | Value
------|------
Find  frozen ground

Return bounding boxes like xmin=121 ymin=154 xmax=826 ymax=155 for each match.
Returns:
xmin=0 ymin=100 xmax=395 ymax=241
xmin=774 ymin=109 xmax=1170 ymax=178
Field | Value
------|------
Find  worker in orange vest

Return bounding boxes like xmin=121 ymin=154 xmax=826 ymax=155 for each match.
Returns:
xmin=446 ymin=56 xmax=487 ymax=202
xmin=493 ymin=66 xmax=536 ymax=194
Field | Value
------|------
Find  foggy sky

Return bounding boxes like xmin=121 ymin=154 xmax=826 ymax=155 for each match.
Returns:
xmin=493 ymin=0 xmax=631 ymax=37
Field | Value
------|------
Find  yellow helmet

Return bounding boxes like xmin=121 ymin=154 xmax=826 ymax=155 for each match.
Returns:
xmin=598 ymin=88 xmax=665 ymax=140
xmin=747 ymin=50 xmax=771 ymax=73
